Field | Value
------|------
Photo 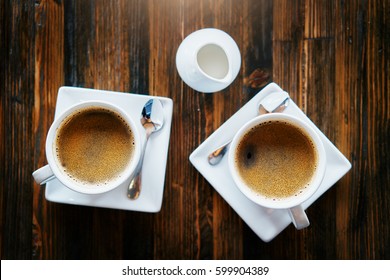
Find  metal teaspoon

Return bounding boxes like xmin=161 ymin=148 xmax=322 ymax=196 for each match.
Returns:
xmin=127 ymin=99 xmax=164 ymax=200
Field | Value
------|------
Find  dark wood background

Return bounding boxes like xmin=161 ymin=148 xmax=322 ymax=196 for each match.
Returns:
xmin=1 ymin=0 xmax=389 ymax=259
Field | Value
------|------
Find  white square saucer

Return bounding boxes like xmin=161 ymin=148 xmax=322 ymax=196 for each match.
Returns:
xmin=44 ymin=87 xmax=173 ymax=213
xmin=189 ymin=83 xmax=351 ymax=241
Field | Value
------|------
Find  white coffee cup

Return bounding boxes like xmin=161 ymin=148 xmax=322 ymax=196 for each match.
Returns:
xmin=32 ymin=100 xmax=141 ymax=195
xmin=228 ymin=113 xmax=326 ymax=229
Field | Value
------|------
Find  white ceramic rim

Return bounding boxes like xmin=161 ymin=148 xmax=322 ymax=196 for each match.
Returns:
xmin=228 ymin=113 xmax=327 ymax=209
xmin=45 ymin=100 xmax=141 ymax=195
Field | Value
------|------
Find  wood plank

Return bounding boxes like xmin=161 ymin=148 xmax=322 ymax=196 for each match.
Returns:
xmin=333 ymin=0 xmax=390 ymax=259
xmin=0 ymin=0 xmax=5 ymax=259
xmin=365 ymin=0 xmax=390 ymax=258
xmin=33 ymin=0 xmax=64 ymax=259
xmin=1 ymin=0 xmax=36 ymax=259
xmin=272 ymin=0 xmax=305 ymax=108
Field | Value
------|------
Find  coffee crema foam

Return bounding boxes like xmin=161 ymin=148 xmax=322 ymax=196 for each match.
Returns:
xmin=234 ymin=120 xmax=318 ymax=200
xmin=54 ymin=106 xmax=135 ymax=187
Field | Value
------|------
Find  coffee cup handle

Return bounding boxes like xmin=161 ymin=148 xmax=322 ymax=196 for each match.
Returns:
xmin=32 ymin=165 xmax=56 ymax=185
xmin=288 ymin=205 xmax=310 ymax=230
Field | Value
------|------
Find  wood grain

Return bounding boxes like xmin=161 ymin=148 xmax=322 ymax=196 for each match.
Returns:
xmin=2 ymin=0 xmax=36 ymax=259
xmin=1 ymin=0 xmax=389 ymax=260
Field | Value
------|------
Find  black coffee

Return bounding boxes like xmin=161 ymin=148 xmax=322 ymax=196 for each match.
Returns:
xmin=234 ymin=120 xmax=318 ymax=199
xmin=54 ymin=106 xmax=135 ymax=187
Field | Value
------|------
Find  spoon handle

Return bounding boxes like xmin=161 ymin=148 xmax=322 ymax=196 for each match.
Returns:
xmin=127 ymin=132 xmax=150 ymax=199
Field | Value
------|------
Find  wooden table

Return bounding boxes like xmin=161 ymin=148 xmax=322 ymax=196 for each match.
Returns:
xmin=1 ymin=0 xmax=389 ymax=259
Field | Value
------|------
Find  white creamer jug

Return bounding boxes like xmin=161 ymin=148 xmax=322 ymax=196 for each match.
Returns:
xmin=176 ymin=28 xmax=241 ymax=93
